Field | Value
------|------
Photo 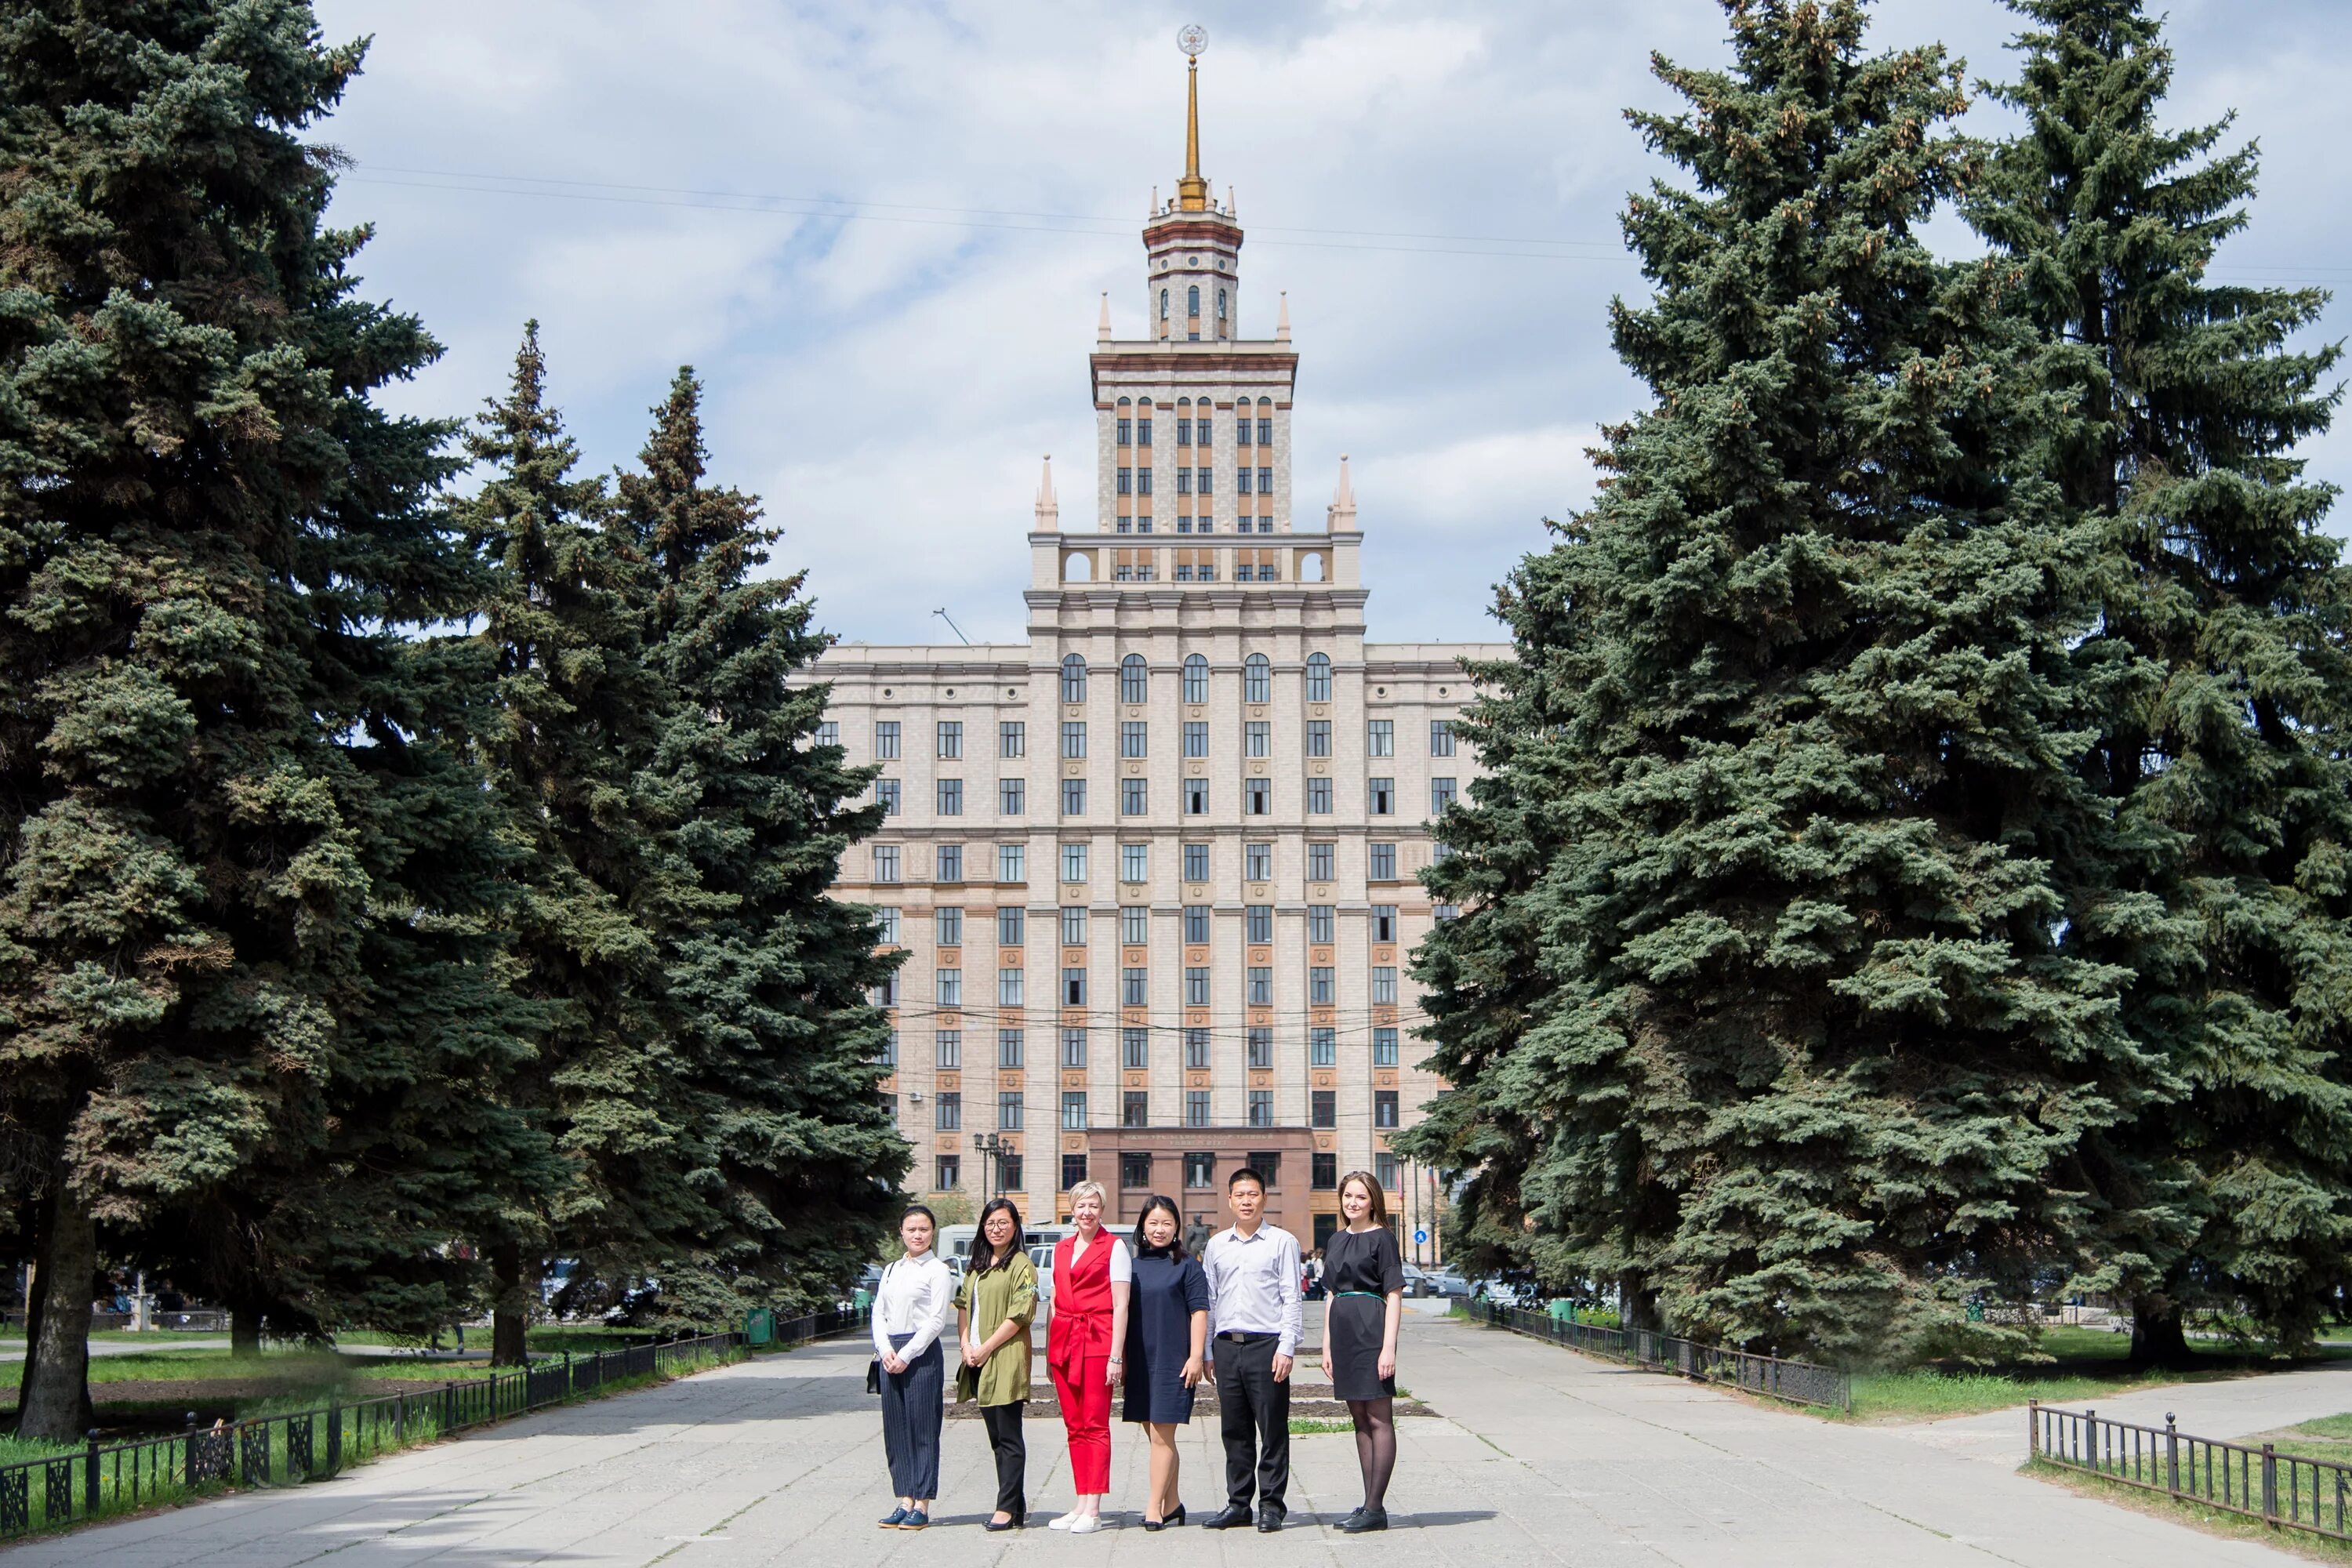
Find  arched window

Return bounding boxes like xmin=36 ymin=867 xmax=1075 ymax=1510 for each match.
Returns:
xmin=1183 ymin=654 xmax=1208 ymax=704
xmin=1243 ymin=653 xmax=1270 ymax=705
xmin=1188 ymin=284 xmax=1200 ymax=317
xmin=1160 ymin=289 xmax=1170 ymax=321
xmin=1117 ymin=395 xmax=1131 ymax=405
xmin=1218 ymin=288 xmax=1227 ymax=320
xmin=1305 ymin=652 xmax=1332 ymax=703
xmin=1061 ymin=654 xmax=1087 ymax=704
xmin=1120 ymin=654 xmax=1149 ymax=705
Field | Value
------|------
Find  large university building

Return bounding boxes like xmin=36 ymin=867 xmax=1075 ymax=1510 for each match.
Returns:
xmin=813 ymin=50 xmax=1506 ymax=1254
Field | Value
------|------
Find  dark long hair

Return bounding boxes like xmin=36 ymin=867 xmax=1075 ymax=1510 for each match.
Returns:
xmin=1131 ymin=1193 xmax=1187 ymax=1261
xmin=972 ymin=1196 xmax=1026 ymax=1274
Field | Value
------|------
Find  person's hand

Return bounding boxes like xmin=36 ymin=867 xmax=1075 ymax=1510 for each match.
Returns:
xmin=1181 ymin=1355 xmax=1204 ymax=1389
xmin=1271 ymin=1352 xmax=1293 ymax=1382
xmin=964 ymin=1341 xmax=986 ymax=1368
xmin=1321 ymin=1352 xmax=1334 ymax=1381
xmin=1203 ymin=1355 xmax=1217 ymax=1385
xmin=883 ymin=1353 xmax=907 ymax=1375
xmin=1106 ymin=1358 xmax=1124 ymax=1388
xmin=1377 ymin=1348 xmax=1397 ymax=1381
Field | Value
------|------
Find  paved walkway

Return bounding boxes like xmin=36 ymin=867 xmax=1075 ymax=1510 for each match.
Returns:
xmin=5 ymin=1304 xmax=2320 ymax=1565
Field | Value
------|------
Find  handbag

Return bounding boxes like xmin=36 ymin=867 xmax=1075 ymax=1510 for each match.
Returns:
xmin=866 ymin=1356 xmax=883 ymax=1395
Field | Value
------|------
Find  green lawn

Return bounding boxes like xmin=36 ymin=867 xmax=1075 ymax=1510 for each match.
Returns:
xmin=1848 ymin=1334 xmax=2352 ymax=1423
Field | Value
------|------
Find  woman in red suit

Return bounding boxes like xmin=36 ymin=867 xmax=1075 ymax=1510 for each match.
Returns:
xmin=1045 ymin=1179 xmax=1130 ymax=1532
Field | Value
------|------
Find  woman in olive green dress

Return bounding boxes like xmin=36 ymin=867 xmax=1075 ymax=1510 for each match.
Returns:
xmin=956 ymin=1197 xmax=1037 ymax=1530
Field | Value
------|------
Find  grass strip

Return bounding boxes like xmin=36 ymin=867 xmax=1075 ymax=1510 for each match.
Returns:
xmin=2027 ymin=1457 xmax=2352 ymax=1564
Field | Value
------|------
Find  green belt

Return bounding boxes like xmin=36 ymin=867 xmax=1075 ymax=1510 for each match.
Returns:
xmin=1336 ymin=1291 xmax=1385 ymax=1299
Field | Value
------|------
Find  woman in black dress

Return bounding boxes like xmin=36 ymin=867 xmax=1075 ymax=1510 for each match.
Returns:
xmin=1122 ymin=1193 xmax=1208 ymax=1530
xmin=1319 ymin=1171 xmax=1404 ymax=1533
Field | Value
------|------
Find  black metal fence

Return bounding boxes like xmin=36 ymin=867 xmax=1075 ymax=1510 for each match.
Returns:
xmin=1465 ymin=1299 xmax=1852 ymax=1413
xmin=2033 ymin=1402 xmax=2352 ymax=1544
xmin=0 ymin=1309 xmax=869 ymax=1542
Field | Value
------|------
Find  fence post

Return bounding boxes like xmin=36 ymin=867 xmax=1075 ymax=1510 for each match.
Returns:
xmin=183 ymin=1411 xmax=198 ymax=1486
xmin=444 ymin=1381 xmax=457 ymax=1437
xmin=2088 ymin=1411 xmax=2099 ymax=1473
xmin=2165 ymin=1414 xmax=2179 ymax=1494
xmin=565 ymin=1349 xmax=574 ymax=1400
xmin=83 ymin=1429 xmax=100 ymax=1520
xmin=2028 ymin=1399 xmax=2039 ymax=1461
xmin=327 ymin=1395 xmax=341 ymax=1473
xmin=2263 ymin=1443 xmax=2278 ymax=1526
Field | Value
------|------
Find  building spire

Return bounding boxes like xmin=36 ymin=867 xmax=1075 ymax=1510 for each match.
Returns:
xmin=1176 ymin=25 xmax=1209 ymax=212
xmin=1327 ymin=455 xmax=1356 ymax=531
xmin=1035 ymin=455 xmax=1059 ymax=530
xmin=1276 ymin=290 xmax=1290 ymax=342
xmin=1098 ymin=292 xmax=1112 ymax=342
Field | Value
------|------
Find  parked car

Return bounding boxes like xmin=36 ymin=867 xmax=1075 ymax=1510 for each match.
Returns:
xmin=1399 ymin=1264 xmax=1432 ymax=1299
xmin=1425 ymin=1268 xmax=1472 ymax=1300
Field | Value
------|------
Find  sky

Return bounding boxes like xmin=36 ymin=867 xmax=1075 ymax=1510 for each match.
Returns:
xmin=310 ymin=0 xmax=2352 ymax=649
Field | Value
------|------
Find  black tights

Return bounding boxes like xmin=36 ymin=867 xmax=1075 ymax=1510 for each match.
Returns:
xmin=1347 ymin=1397 xmax=1396 ymax=1510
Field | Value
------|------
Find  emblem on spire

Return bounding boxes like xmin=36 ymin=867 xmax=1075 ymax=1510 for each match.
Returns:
xmin=1176 ymin=24 xmax=1210 ymax=212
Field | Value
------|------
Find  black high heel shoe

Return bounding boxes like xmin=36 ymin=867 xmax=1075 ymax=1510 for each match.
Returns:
xmin=1142 ymin=1503 xmax=1186 ymax=1532
xmin=983 ymin=1508 xmax=1027 ymax=1532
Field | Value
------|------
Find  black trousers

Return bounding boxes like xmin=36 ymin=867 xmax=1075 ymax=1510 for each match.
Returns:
xmin=978 ymin=1402 xmax=1026 ymax=1516
xmin=1212 ymin=1334 xmax=1290 ymax=1515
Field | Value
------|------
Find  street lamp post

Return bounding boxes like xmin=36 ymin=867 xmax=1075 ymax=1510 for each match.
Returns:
xmin=971 ymin=1132 xmax=1011 ymax=1204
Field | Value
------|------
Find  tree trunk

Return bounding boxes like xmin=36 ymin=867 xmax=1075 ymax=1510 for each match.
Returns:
xmin=1621 ymin=1274 xmax=1663 ymax=1334
xmin=230 ymin=1304 xmax=263 ymax=1358
xmin=16 ymin=1209 xmax=45 ymax=1416
xmin=17 ymin=1185 xmax=96 ymax=1441
xmin=2129 ymin=1296 xmax=2197 ymax=1369
xmin=489 ymin=1242 xmax=532 ymax=1366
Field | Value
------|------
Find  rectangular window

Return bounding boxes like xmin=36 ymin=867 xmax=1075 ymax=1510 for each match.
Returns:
xmin=1367 ymin=720 xmax=1394 ymax=758
xmin=1061 ymin=843 xmax=1087 ymax=884
xmin=1372 ymin=967 xmax=1397 ymax=1004
xmin=1306 ymin=777 xmax=1331 ymax=815
xmin=936 ymin=778 xmax=963 ymax=815
xmin=1310 ymin=966 xmax=1335 ymax=1005
xmin=1120 ymin=842 xmax=1148 ymax=882
xmin=1245 ymin=720 xmax=1269 ymax=758
xmin=1122 ymin=967 xmax=1148 ymax=1007
xmin=1308 ymin=905 xmax=1334 ymax=944
xmin=1112 ymin=779 xmax=1142 ymax=817
xmin=877 ymin=906 xmax=902 ymax=945
xmin=1121 ymin=720 xmax=1149 ymax=758
xmin=997 ymin=843 xmax=1025 ymax=884
xmin=874 ymin=845 xmax=901 ymax=884
xmin=1001 ymin=720 xmax=1025 ymax=757
xmin=1186 ymin=1091 xmax=1212 ymax=1128
xmin=1062 ymin=1152 xmax=1088 ymax=1190
xmin=1000 ymin=1152 xmax=1023 ymax=1189
xmin=873 ymin=974 xmax=899 ymax=1007
xmin=1306 ymin=719 xmax=1330 ymax=757
xmin=1311 ymin=1026 xmax=1335 ymax=1067
xmin=1245 ymin=904 xmax=1272 ymax=945
xmin=936 ymin=1092 xmax=961 ymax=1131
xmin=1185 ymin=1150 xmax=1214 ymax=1186
xmin=935 ymin=968 xmax=961 ymax=1007
xmin=1123 ymin=1092 xmax=1149 ymax=1131
xmin=1429 ymin=719 xmax=1455 ymax=757
xmin=1177 ymin=416 xmax=1192 ymax=446
xmin=1312 ymin=1152 xmax=1338 ymax=1190
xmin=1120 ymin=1148 xmax=1151 ymax=1185
xmin=1061 ymin=779 xmax=1086 ymax=816
xmin=1196 ymin=467 xmax=1213 ymax=495
xmin=876 ymin=721 xmax=900 ymax=760
xmin=1183 ymin=842 xmax=1210 ymax=883
xmin=877 ymin=779 xmax=901 ymax=815
xmin=880 ymin=1028 xmax=898 ymax=1066
xmin=1185 ymin=966 xmax=1210 ymax=1006
xmin=1185 ymin=1026 xmax=1210 ymax=1069
xmin=1060 ymin=905 xmax=1087 ymax=946
xmin=1116 ymin=466 xmax=1132 ymax=495
xmin=816 ymin=720 xmax=837 ymax=747
xmin=1183 ymin=720 xmax=1208 ymax=757
xmin=1245 ymin=842 xmax=1272 ymax=882
xmin=1248 ymin=1026 xmax=1273 ymax=1069
xmin=1371 ymin=904 xmax=1397 ymax=942
xmin=1000 ymin=1027 xmax=1025 ymax=1068
xmin=1374 ymin=1089 xmax=1400 ymax=1129
xmin=1248 ymin=1089 xmax=1273 ymax=1127
xmin=1183 ymin=778 xmax=1209 ymax=815
xmin=1250 ymin=1152 xmax=1283 ymax=1189
xmin=998 ymin=1090 xmax=1023 ymax=1131
xmin=935 ymin=907 xmax=964 ymax=947
xmin=935 ymin=1155 xmax=960 ymax=1188
xmin=1312 ymin=1089 xmax=1336 ymax=1129
xmin=1374 ymin=1027 xmax=1399 ymax=1067
xmin=1062 ymin=967 xmax=1087 ymax=1006
xmin=1177 ymin=466 xmax=1192 ymax=495
xmin=1258 ymin=417 xmax=1274 ymax=445
xmin=1062 ymin=1028 xmax=1087 ymax=1069
xmin=1435 ymin=902 xmax=1461 ymax=923
xmin=1369 ymin=842 xmax=1397 ymax=880
xmin=1184 ymin=906 xmax=1210 ymax=945
xmin=998 ymin=778 xmax=1025 ymax=816
xmin=935 ymin=1029 xmax=962 ymax=1069
xmin=1137 ymin=417 xmax=1152 ymax=446
xmin=1062 ymin=1091 xmax=1088 ymax=1131
xmin=1308 ymin=842 xmax=1334 ymax=882
xmin=1376 ymin=1152 xmax=1400 ymax=1190
xmin=1236 ymin=467 xmax=1253 ymax=495
xmin=1138 ymin=468 xmax=1153 ymax=496
xmin=1062 ymin=721 xmax=1087 ymax=759
xmin=1123 ymin=1027 xmax=1149 ymax=1069
xmin=1368 ymin=777 xmax=1395 ymax=815
xmin=1432 ymin=777 xmax=1457 ymax=814
xmin=937 ymin=720 xmax=962 ymax=760
xmin=1258 ymin=466 xmax=1272 ymax=495
xmin=1243 ymin=776 xmax=1270 ymax=816
xmin=936 ymin=844 xmax=963 ymax=883
xmin=998 ymin=967 xmax=1023 ymax=1007
xmin=1120 ymin=905 xmax=1149 ymax=945
xmin=1247 ymin=967 xmax=1272 ymax=1006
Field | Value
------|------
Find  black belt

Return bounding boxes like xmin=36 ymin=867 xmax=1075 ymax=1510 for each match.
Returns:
xmin=1215 ymin=1330 xmax=1278 ymax=1344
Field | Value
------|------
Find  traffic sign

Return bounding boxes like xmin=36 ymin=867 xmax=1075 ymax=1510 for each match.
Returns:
xmin=1414 ymin=1229 xmax=1429 ymax=1246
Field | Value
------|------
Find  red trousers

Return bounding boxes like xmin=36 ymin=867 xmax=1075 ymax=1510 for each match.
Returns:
xmin=1052 ymin=1354 xmax=1112 ymax=1494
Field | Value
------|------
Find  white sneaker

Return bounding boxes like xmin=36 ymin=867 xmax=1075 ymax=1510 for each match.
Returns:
xmin=1048 ymin=1512 xmax=1078 ymax=1530
xmin=1068 ymin=1514 xmax=1102 ymax=1534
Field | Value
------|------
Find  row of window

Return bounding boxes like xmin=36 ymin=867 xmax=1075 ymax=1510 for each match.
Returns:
xmin=1112 ymin=401 xmax=1275 ymax=448
xmin=883 ymin=1024 xmax=1404 ymax=1073
xmin=868 ymin=840 xmax=1443 ymax=885
xmin=1113 ymin=467 xmax=1276 ymax=498
xmin=882 ymin=903 xmax=1407 ymax=948
xmin=880 ymin=774 xmax=1457 ymax=820
xmin=1110 ymin=520 xmax=1278 ymax=540
xmin=924 ymin=1084 xmax=1402 ymax=1136
xmin=866 ymin=714 xmax=1455 ymax=762
xmin=884 ymin=963 xmax=1404 ymax=1010
xmin=913 ymin=1150 xmax=1406 ymax=1198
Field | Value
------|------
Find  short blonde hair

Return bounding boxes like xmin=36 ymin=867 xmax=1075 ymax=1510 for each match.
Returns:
xmin=1067 ymin=1178 xmax=1108 ymax=1210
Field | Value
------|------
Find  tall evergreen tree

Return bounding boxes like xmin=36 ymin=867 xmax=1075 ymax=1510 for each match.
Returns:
xmin=613 ymin=369 xmax=906 ymax=1320
xmin=1403 ymin=0 xmax=2163 ymax=1360
xmin=1970 ymin=0 xmax=2352 ymax=1361
xmin=0 ymin=1 xmax=513 ymax=1433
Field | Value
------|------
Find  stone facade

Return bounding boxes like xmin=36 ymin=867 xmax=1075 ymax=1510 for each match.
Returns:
xmin=810 ymin=59 xmax=1506 ymax=1257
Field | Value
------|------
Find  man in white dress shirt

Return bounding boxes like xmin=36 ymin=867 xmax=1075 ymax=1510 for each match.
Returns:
xmin=1198 ymin=1165 xmax=1303 ymax=1531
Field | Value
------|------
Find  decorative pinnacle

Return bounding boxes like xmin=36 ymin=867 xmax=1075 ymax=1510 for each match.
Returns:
xmin=1177 ymin=24 xmax=1209 ymax=212
xmin=1098 ymin=292 xmax=1112 ymax=341
xmin=1035 ymin=455 xmax=1059 ymax=528
xmin=1328 ymin=454 xmax=1356 ymax=530
xmin=1276 ymin=290 xmax=1290 ymax=342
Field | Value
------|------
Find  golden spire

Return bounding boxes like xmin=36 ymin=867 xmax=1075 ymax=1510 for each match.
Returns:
xmin=1176 ymin=25 xmax=1209 ymax=212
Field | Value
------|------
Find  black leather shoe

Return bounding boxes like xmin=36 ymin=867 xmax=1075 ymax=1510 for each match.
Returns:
xmin=1257 ymin=1508 xmax=1283 ymax=1532
xmin=1339 ymin=1507 xmax=1388 ymax=1534
xmin=983 ymin=1510 xmax=1025 ymax=1532
xmin=1201 ymin=1504 xmax=1254 ymax=1530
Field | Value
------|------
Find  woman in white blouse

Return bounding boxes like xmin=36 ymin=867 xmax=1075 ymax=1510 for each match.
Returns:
xmin=873 ymin=1205 xmax=956 ymax=1530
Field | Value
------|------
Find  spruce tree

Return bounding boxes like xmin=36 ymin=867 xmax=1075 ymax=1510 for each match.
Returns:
xmin=613 ymin=369 xmax=906 ymax=1320
xmin=1406 ymin=0 xmax=2160 ymax=1360
xmin=1971 ymin=0 xmax=2352 ymax=1360
xmin=0 ymin=1 xmax=508 ymax=1432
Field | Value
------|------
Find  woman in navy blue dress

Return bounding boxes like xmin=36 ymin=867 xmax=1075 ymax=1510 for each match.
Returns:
xmin=1122 ymin=1193 xmax=1208 ymax=1530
